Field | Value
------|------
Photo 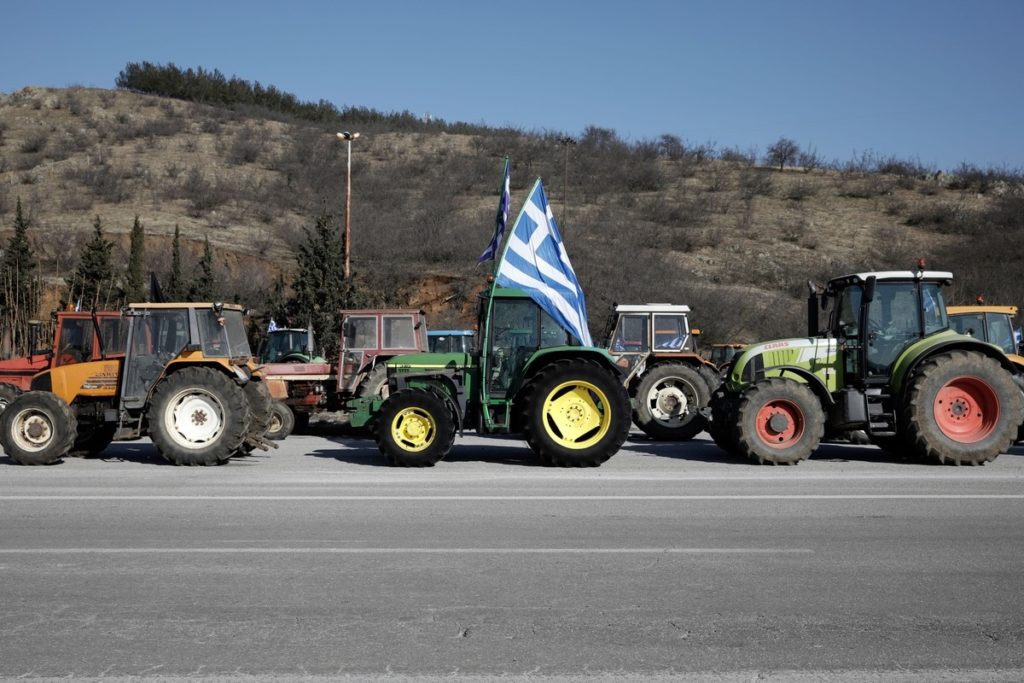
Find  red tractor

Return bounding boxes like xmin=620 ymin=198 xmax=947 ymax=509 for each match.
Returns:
xmin=0 ymin=311 xmax=127 ymax=411
xmin=261 ymin=309 xmax=428 ymax=438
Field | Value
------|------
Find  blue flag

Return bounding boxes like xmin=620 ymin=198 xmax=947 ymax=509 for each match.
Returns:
xmin=495 ymin=178 xmax=592 ymax=346
xmin=478 ymin=158 xmax=511 ymax=263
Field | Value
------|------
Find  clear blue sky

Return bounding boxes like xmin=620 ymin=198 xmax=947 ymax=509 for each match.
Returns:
xmin=3 ymin=0 xmax=1022 ymax=170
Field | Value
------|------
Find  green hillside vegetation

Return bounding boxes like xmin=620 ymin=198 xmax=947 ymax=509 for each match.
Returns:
xmin=0 ymin=63 xmax=1021 ymax=356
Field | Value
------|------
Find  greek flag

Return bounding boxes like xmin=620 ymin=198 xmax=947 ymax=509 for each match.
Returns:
xmin=267 ymin=318 xmax=279 ymax=333
xmin=495 ymin=178 xmax=592 ymax=346
xmin=477 ymin=158 xmax=511 ymax=263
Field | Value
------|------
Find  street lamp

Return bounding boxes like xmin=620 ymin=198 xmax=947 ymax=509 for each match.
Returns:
xmin=336 ymin=131 xmax=360 ymax=279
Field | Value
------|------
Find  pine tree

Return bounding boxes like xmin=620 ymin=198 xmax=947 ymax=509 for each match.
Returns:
xmin=125 ymin=215 xmax=146 ymax=302
xmin=68 ymin=216 xmax=114 ymax=309
xmin=167 ymin=224 xmax=185 ymax=301
xmin=189 ymin=235 xmax=215 ymax=301
xmin=1 ymin=198 xmax=40 ymax=355
xmin=288 ymin=211 xmax=345 ymax=357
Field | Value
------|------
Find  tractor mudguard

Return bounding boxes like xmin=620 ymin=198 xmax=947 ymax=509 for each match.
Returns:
xmin=890 ymin=331 xmax=1018 ymax=398
xmin=392 ymin=372 xmax=466 ymax=435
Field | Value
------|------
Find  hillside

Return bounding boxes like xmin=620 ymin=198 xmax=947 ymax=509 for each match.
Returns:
xmin=0 ymin=85 xmax=1021 ymax=343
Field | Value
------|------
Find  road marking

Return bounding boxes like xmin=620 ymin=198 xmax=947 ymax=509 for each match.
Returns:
xmin=0 ymin=547 xmax=813 ymax=555
xmin=0 ymin=497 xmax=1019 ymax=501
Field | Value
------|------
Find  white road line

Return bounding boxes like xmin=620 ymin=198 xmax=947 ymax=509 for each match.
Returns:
xmin=0 ymin=547 xmax=814 ymax=555
xmin=0 ymin=497 xmax=1019 ymax=501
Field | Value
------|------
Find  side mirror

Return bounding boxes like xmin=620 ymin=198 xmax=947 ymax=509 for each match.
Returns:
xmin=863 ymin=276 xmax=876 ymax=304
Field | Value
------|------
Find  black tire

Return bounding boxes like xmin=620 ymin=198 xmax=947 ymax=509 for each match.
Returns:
xmin=519 ymin=359 xmax=631 ymax=467
xmin=68 ymin=423 xmax=117 ymax=458
xmin=0 ymin=391 xmax=77 ymax=465
xmin=147 ymin=367 xmax=249 ymax=466
xmin=266 ymin=400 xmax=295 ymax=440
xmin=904 ymin=350 xmax=1020 ymax=465
xmin=697 ymin=363 xmax=722 ymax=397
xmin=0 ymin=382 xmax=23 ymax=414
xmin=243 ymin=379 xmax=273 ymax=445
xmin=375 ymin=388 xmax=456 ymax=467
xmin=735 ymin=378 xmax=825 ymax=465
xmin=707 ymin=387 xmax=742 ymax=457
xmin=358 ymin=363 xmax=390 ymax=399
xmin=633 ymin=363 xmax=710 ymax=441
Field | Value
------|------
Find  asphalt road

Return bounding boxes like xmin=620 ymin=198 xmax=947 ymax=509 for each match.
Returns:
xmin=1 ymin=429 xmax=1023 ymax=682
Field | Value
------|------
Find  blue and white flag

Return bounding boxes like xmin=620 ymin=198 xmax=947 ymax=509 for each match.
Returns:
xmin=495 ymin=178 xmax=592 ymax=346
xmin=478 ymin=158 xmax=511 ymax=263
xmin=268 ymin=318 xmax=279 ymax=333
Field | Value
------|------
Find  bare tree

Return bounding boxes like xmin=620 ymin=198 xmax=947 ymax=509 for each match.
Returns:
xmin=766 ymin=137 xmax=800 ymax=171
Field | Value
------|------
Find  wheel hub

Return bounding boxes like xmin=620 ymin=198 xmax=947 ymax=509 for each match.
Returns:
xmin=768 ymin=413 xmax=790 ymax=434
xmin=26 ymin=419 xmax=47 ymax=440
xmin=649 ymin=384 xmax=688 ymax=423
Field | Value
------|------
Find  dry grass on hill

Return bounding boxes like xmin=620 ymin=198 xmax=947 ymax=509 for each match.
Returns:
xmin=0 ymin=86 xmax=1020 ymax=343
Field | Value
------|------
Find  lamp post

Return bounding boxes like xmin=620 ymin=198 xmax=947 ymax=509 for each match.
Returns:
xmin=558 ymin=136 xmax=576 ymax=232
xmin=336 ymin=131 xmax=360 ymax=279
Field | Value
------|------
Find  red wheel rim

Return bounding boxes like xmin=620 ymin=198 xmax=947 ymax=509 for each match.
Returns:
xmin=755 ymin=399 xmax=804 ymax=449
xmin=933 ymin=376 xmax=999 ymax=443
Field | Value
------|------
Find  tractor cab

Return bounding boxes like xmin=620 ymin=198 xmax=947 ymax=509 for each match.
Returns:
xmin=814 ymin=269 xmax=952 ymax=382
xmin=338 ymin=310 xmax=427 ymax=395
xmin=258 ymin=328 xmax=320 ymax=364
xmin=606 ymin=304 xmax=697 ymax=376
xmin=485 ymin=293 xmax=573 ymax=396
xmin=428 ymin=330 xmax=475 ymax=354
xmin=948 ymin=305 xmax=1020 ymax=357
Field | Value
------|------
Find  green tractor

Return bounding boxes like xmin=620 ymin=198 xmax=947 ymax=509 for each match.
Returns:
xmin=348 ymin=287 xmax=631 ymax=467
xmin=708 ymin=266 xmax=1022 ymax=465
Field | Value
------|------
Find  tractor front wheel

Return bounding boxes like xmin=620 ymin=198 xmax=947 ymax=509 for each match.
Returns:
xmin=735 ymin=378 xmax=824 ymax=465
xmin=242 ymin=380 xmax=273 ymax=448
xmin=520 ymin=359 xmax=630 ymax=467
xmin=707 ymin=387 xmax=742 ymax=458
xmin=0 ymin=382 xmax=23 ymax=414
xmin=633 ymin=363 xmax=709 ymax=441
xmin=905 ymin=350 xmax=1020 ymax=465
xmin=266 ymin=400 xmax=295 ymax=440
xmin=375 ymin=389 xmax=456 ymax=467
xmin=148 ymin=367 xmax=249 ymax=466
xmin=0 ymin=391 xmax=77 ymax=465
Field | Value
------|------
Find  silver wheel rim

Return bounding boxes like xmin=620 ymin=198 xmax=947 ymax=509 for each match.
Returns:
xmin=645 ymin=378 xmax=694 ymax=427
xmin=10 ymin=408 xmax=55 ymax=452
xmin=163 ymin=388 xmax=225 ymax=449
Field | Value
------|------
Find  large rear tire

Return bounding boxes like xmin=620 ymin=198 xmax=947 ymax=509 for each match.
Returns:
xmin=735 ymin=378 xmax=825 ymax=465
xmin=633 ymin=363 xmax=709 ymax=441
xmin=375 ymin=388 xmax=456 ymax=467
xmin=0 ymin=391 xmax=77 ymax=465
xmin=904 ymin=350 xmax=1020 ymax=465
xmin=147 ymin=367 xmax=249 ymax=466
xmin=242 ymin=379 xmax=273 ymax=446
xmin=520 ymin=359 xmax=630 ymax=467
xmin=358 ymin=363 xmax=390 ymax=399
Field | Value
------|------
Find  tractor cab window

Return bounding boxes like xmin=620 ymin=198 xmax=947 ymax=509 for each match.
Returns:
xmin=57 ymin=319 xmax=92 ymax=365
xmin=950 ymin=313 xmax=985 ymax=339
xmin=261 ymin=330 xmax=308 ymax=363
xmin=383 ymin=315 xmax=415 ymax=349
xmin=610 ymin=314 xmax=649 ymax=353
xmin=489 ymin=299 xmax=540 ymax=393
xmin=653 ymin=314 xmax=688 ymax=351
xmin=987 ymin=314 xmax=1016 ymax=355
xmin=98 ymin=316 xmax=129 ymax=356
xmin=197 ymin=309 xmax=249 ymax=358
xmin=921 ymin=284 xmax=947 ymax=335
xmin=344 ymin=316 xmax=378 ymax=351
xmin=123 ymin=308 xmax=190 ymax=405
xmin=866 ymin=283 xmax=920 ymax=376
xmin=833 ymin=286 xmax=862 ymax=341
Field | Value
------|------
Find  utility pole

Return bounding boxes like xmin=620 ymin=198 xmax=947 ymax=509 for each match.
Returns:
xmin=336 ymin=131 xmax=360 ymax=279
xmin=558 ymin=136 xmax=576 ymax=232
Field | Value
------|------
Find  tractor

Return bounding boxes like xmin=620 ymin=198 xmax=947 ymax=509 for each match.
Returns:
xmin=257 ymin=326 xmax=326 ymax=364
xmin=428 ymin=329 xmax=475 ymax=354
xmin=347 ymin=286 xmax=631 ymax=467
xmin=260 ymin=309 xmax=429 ymax=439
xmin=0 ymin=310 xmax=126 ymax=411
xmin=708 ymin=266 xmax=1022 ymax=465
xmin=605 ymin=304 xmax=720 ymax=440
xmin=0 ymin=303 xmax=273 ymax=466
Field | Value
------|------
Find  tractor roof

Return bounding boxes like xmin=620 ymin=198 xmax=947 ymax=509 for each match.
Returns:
xmin=128 ymin=302 xmax=245 ymax=311
xmin=948 ymin=305 xmax=1019 ymax=316
xmin=429 ymin=330 xmax=475 ymax=336
xmin=828 ymin=271 xmax=953 ymax=288
xmin=615 ymin=304 xmax=691 ymax=314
